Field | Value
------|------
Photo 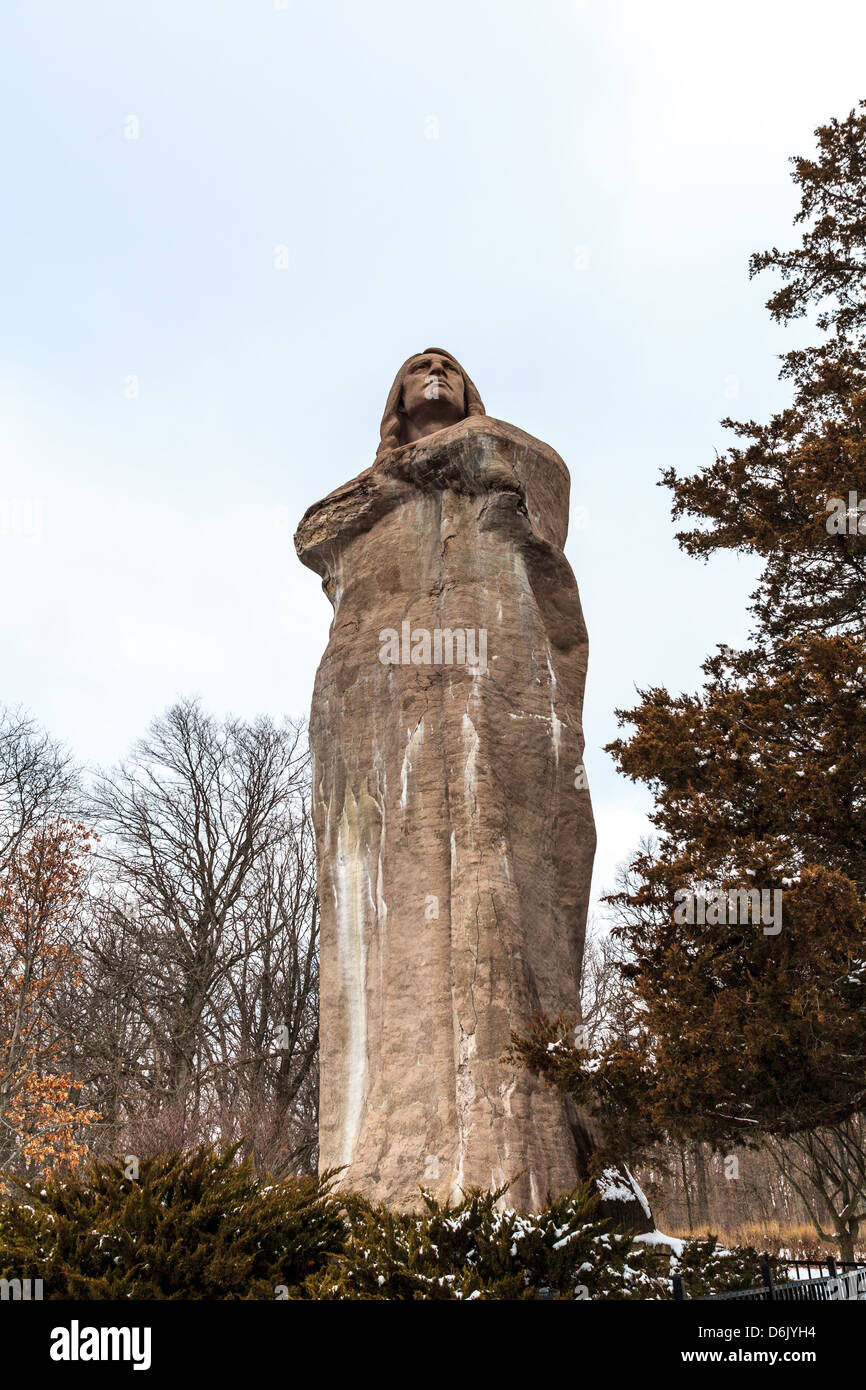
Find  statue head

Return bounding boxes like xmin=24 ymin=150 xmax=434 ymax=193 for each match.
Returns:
xmin=376 ymin=348 xmax=485 ymax=460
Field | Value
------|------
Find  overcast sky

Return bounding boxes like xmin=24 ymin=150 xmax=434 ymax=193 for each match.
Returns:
xmin=2 ymin=0 xmax=865 ymax=910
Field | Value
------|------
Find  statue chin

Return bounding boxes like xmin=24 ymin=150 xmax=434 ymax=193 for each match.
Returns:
xmin=402 ymin=406 xmax=466 ymax=445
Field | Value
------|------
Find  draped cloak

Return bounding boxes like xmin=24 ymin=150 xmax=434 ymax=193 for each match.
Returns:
xmin=295 ymin=415 xmax=599 ymax=1209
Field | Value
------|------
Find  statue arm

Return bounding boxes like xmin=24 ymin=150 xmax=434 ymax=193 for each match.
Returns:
xmin=294 ymin=417 xmax=572 ymax=590
xmin=294 ymin=465 xmax=407 ymax=587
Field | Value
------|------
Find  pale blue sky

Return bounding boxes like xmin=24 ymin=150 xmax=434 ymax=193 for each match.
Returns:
xmin=2 ymin=0 xmax=864 ymax=907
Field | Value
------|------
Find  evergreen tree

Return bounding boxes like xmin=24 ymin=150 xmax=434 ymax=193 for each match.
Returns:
xmin=513 ymin=102 xmax=866 ymax=1262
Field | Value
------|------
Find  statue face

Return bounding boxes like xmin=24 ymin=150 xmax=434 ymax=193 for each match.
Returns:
xmin=400 ymin=352 xmax=467 ymax=439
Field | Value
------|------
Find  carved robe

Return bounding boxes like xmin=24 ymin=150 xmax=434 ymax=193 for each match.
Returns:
xmin=296 ymin=415 xmax=597 ymax=1208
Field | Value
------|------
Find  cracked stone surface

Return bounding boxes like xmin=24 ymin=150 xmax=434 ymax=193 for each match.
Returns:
xmin=296 ymin=413 xmax=604 ymax=1211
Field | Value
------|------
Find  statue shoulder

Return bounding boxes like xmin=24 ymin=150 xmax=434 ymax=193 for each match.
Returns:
xmin=476 ymin=416 xmax=570 ymax=482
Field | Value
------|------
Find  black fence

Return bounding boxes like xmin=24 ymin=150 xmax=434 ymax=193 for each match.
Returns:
xmin=674 ymin=1256 xmax=866 ymax=1302
xmin=786 ymin=1258 xmax=861 ymax=1280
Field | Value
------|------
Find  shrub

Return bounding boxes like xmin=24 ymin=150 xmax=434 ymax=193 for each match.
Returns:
xmin=300 ymin=1186 xmax=771 ymax=1300
xmin=0 ymin=1144 xmax=343 ymax=1299
xmin=0 ymin=1145 xmax=776 ymax=1299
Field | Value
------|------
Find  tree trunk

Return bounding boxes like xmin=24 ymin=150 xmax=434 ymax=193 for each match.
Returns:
xmin=680 ymin=1147 xmax=694 ymax=1232
xmin=693 ymin=1144 xmax=710 ymax=1229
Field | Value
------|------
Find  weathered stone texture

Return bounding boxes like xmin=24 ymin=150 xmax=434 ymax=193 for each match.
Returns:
xmin=296 ymin=412 xmax=601 ymax=1210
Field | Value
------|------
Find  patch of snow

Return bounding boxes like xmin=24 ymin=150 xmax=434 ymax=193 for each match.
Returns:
xmin=634 ymin=1229 xmax=685 ymax=1257
xmin=624 ymin=1164 xmax=652 ymax=1219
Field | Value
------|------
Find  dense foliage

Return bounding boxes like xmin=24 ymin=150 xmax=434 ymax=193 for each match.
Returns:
xmin=0 ymin=1145 xmax=342 ymax=1300
xmin=0 ymin=1147 xmax=771 ymax=1300
xmin=512 ymin=101 xmax=866 ymax=1261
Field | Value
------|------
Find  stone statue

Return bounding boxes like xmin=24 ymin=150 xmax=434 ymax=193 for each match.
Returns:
xmin=295 ymin=349 xmax=643 ymax=1217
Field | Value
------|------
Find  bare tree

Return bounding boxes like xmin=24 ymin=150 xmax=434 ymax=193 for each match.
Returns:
xmin=75 ymin=700 xmax=319 ymax=1173
xmin=580 ymin=919 xmax=634 ymax=1050
xmin=0 ymin=710 xmax=90 ymax=1181
xmin=767 ymin=1118 xmax=866 ymax=1265
xmin=0 ymin=706 xmax=75 ymax=873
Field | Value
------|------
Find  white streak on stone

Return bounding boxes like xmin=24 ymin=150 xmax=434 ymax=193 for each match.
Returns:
xmin=500 ymin=1072 xmax=517 ymax=1115
xmin=399 ymin=718 xmax=425 ymax=812
xmin=529 ymin=1172 xmax=540 ymax=1211
xmin=511 ymin=550 xmax=531 ymax=596
xmin=328 ymin=552 xmax=345 ymax=614
xmin=334 ymin=799 xmax=369 ymax=1168
xmin=461 ymin=713 xmax=479 ymax=818
xmin=546 ymin=647 xmax=562 ymax=766
xmin=373 ymin=770 xmax=388 ymax=992
xmin=453 ymin=1024 xmax=476 ymax=1198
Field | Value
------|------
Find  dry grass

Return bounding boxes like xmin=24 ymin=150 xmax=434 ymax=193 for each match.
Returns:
xmin=661 ymin=1219 xmax=864 ymax=1262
